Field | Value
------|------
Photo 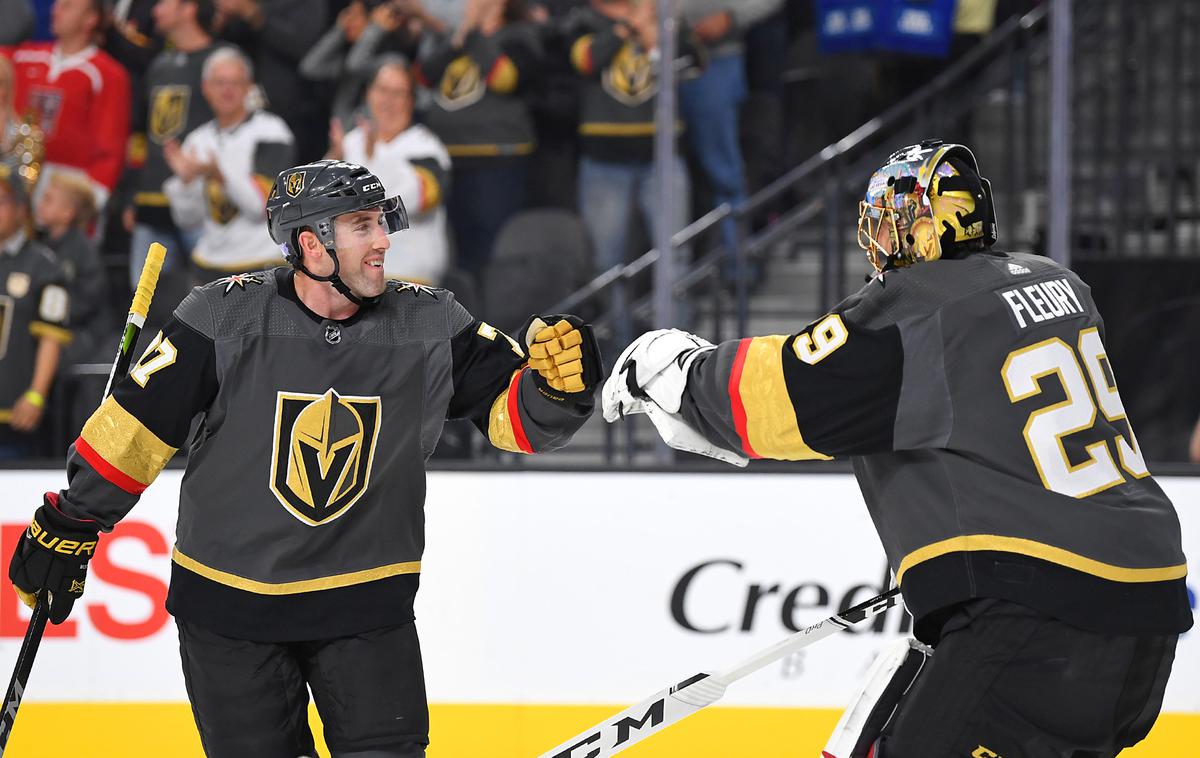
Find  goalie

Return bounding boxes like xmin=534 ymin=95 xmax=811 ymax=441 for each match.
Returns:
xmin=603 ymin=141 xmax=1191 ymax=757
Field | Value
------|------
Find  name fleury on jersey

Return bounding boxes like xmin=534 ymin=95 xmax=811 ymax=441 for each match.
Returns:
xmin=997 ymin=277 xmax=1086 ymax=330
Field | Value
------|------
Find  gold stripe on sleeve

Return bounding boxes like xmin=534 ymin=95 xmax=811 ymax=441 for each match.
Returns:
xmin=80 ymin=396 xmax=179 ymax=487
xmin=737 ymin=335 xmax=831 ymax=461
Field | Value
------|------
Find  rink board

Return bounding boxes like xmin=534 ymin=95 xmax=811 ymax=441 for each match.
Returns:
xmin=0 ymin=469 xmax=1196 ymax=757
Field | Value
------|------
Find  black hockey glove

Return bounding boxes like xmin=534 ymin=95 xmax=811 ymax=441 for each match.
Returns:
xmin=9 ymin=493 xmax=100 ymax=624
xmin=521 ymin=314 xmax=603 ymax=395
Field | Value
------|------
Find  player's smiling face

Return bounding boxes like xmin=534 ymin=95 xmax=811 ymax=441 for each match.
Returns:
xmin=333 ymin=209 xmax=390 ymax=298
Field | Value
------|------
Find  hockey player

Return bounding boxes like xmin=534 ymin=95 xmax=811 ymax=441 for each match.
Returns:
xmin=603 ymin=141 xmax=1191 ymax=756
xmin=8 ymin=159 xmax=601 ymax=758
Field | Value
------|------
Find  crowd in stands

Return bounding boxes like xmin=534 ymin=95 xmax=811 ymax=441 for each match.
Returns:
xmin=0 ymin=0 xmax=1021 ymax=459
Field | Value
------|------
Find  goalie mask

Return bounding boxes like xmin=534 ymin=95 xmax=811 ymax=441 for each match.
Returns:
xmin=266 ymin=160 xmax=409 ymax=304
xmin=856 ymin=140 xmax=997 ymax=275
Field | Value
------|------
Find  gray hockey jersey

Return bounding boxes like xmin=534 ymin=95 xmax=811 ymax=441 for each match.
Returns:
xmin=680 ymin=251 xmax=1191 ymax=642
xmin=59 ymin=268 xmax=593 ymax=640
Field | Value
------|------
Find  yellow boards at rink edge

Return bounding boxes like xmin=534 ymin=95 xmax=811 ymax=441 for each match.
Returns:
xmin=0 ymin=470 xmax=1196 ymax=757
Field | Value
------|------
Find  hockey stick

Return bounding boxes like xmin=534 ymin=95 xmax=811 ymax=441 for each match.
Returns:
xmin=0 ymin=243 xmax=167 ymax=755
xmin=537 ymin=587 xmax=902 ymax=758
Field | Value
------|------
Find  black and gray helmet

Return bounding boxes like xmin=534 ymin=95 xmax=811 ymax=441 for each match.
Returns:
xmin=267 ymin=160 xmax=408 ymax=259
xmin=265 ymin=160 xmax=409 ymax=304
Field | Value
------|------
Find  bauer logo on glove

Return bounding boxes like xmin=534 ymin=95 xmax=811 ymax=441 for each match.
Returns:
xmin=522 ymin=314 xmax=602 ymax=395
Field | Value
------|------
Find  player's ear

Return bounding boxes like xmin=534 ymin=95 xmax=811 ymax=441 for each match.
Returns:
xmin=297 ymin=229 xmax=322 ymax=259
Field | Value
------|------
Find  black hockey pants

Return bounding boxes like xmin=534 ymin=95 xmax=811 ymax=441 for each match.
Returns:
xmin=178 ymin=619 xmax=429 ymax=758
xmin=877 ymin=599 xmax=1177 ymax=758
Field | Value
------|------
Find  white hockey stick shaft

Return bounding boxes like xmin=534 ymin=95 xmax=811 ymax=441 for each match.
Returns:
xmin=537 ymin=588 xmax=901 ymax=758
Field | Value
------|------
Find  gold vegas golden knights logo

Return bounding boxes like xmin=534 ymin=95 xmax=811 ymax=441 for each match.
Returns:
xmin=603 ymin=44 xmax=656 ymax=106
xmin=285 ymin=171 xmax=306 ymax=198
xmin=269 ymin=389 xmax=382 ymax=526
xmin=149 ymin=85 xmax=189 ymax=143
xmin=436 ymin=56 xmax=485 ymax=111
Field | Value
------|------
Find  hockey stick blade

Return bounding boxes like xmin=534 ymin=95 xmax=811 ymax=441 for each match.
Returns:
xmin=537 ymin=588 xmax=901 ymax=758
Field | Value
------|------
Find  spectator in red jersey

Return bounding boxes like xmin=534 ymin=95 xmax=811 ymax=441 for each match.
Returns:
xmin=2 ymin=0 xmax=131 ymax=209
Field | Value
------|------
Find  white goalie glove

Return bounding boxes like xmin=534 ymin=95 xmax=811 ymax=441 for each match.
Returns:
xmin=602 ymin=330 xmax=749 ymax=467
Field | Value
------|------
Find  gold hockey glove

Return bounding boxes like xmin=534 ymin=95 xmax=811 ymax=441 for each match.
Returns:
xmin=523 ymin=315 xmax=602 ymax=394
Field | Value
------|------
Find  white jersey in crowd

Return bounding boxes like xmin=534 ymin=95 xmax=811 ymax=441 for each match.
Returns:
xmin=343 ymin=123 xmax=451 ymax=285
xmin=164 ymin=109 xmax=294 ymax=272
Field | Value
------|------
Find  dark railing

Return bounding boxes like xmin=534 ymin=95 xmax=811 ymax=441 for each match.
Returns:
xmin=554 ymin=5 xmax=1050 ymax=463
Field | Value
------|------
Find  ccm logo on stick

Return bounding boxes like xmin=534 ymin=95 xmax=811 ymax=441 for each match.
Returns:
xmin=548 ymin=698 xmax=666 ymax=758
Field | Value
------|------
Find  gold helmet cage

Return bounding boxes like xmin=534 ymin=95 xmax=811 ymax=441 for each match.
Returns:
xmin=857 ymin=140 xmax=997 ymax=274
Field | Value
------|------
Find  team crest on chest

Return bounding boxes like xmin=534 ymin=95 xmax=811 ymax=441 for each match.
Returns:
xmin=149 ymin=85 xmax=189 ymax=142
xmin=269 ymin=389 xmax=382 ymax=526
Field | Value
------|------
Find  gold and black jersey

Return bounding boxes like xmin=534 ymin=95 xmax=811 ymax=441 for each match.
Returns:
xmin=131 ymin=44 xmax=224 ymax=226
xmin=57 ymin=268 xmax=593 ymax=641
xmin=678 ymin=251 xmax=1191 ymax=642
xmin=416 ymin=25 xmax=541 ymax=165
xmin=0 ymin=238 xmax=72 ymax=426
xmin=567 ymin=9 xmax=703 ymax=164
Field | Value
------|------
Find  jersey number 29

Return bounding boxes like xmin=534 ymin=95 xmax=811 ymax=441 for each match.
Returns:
xmin=1002 ymin=327 xmax=1147 ymax=498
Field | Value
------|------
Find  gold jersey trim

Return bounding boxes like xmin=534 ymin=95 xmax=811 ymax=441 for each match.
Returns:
xmin=735 ymin=335 xmax=831 ymax=461
xmin=29 ymin=320 xmax=73 ymax=344
xmin=896 ymin=534 xmax=1188 ymax=584
xmin=133 ymin=191 xmax=170 ymax=207
xmin=445 ymin=142 xmax=535 ymax=157
xmin=80 ymin=396 xmax=178 ymax=487
xmin=172 ymin=548 xmax=421 ymax=595
xmin=578 ymin=121 xmax=682 ymax=137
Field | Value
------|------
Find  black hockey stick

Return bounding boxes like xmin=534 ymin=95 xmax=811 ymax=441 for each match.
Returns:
xmin=538 ymin=587 xmax=902 ymax=758
xmin=0 ymin=243 xmax=167 ymax=755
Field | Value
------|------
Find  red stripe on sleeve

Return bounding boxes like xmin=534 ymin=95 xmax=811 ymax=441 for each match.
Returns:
xmin=507 ymin=368 xmax=534 ymax=454
xmin=75 ymin=436 xmax=148 ymax=495
xmin=728 ymin=339 xmax=759 ymax=459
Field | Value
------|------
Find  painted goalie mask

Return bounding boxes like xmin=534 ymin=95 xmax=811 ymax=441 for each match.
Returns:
xmin=857 ymin=140 xmax=997 ymax=274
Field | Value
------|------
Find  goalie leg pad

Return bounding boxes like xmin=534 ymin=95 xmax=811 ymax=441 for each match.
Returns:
xmin=823 ymin=638 xmax=931 ymax=758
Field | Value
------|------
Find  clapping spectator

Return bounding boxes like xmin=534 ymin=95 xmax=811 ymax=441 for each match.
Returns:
xmin=416 ymin=0 xmax=542 ymax=283
xmin=329 ymin=58 xmax=451 ymax=284
xmin=2 ymin=0 xmax=131 ymax=209
xmin=0 ymin=166 xmax=71 ymax=459
xmin=162 ymin=47 xmax=294 ymax=281
xmin=213 ymin=0 xmax=327 ymax=162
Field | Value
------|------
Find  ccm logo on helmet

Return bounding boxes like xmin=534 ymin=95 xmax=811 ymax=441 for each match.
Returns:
xmin=361 ymin=182 xmax=382 ymax=193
